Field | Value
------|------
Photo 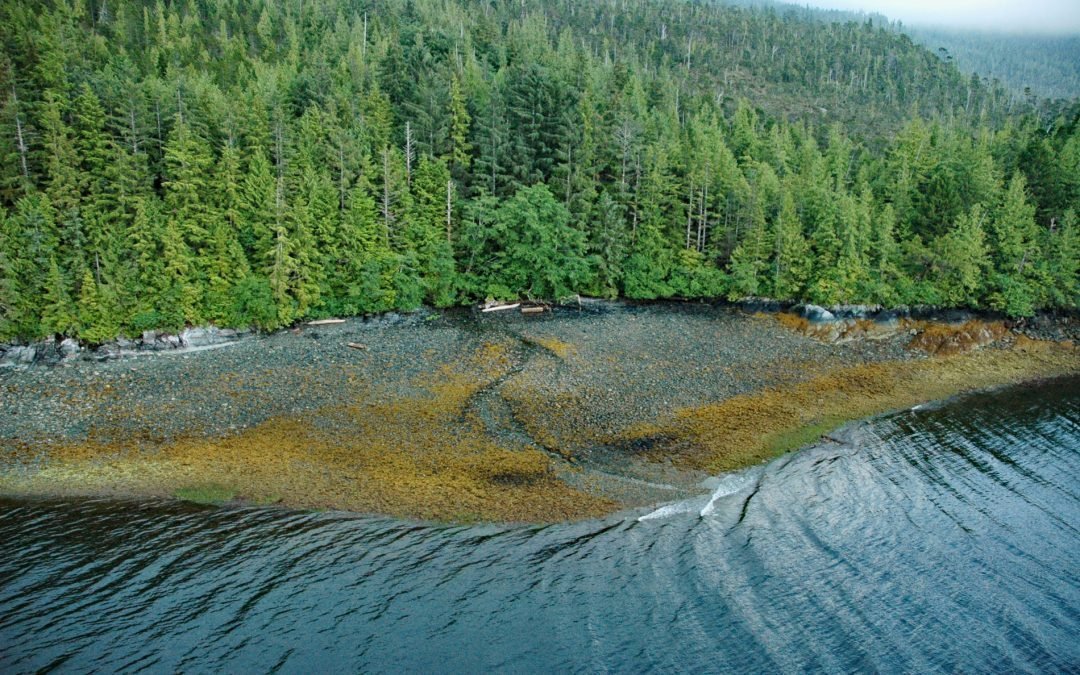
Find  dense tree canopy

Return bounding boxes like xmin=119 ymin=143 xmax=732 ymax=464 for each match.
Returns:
xmin=0 ymin=0 xmax=1076 ymax=342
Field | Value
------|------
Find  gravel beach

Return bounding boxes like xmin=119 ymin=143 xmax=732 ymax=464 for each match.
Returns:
xmin=0 ymin=302 xmax=1076 ymax=522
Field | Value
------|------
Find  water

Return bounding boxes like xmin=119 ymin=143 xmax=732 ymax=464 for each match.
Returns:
xmin=1 ymin=378 xmax=1077 ymax=673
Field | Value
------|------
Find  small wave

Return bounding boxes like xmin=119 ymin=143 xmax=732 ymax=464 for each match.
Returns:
xmin=638 ymin=472 xmax=756 ymax=521
xmin=699 ymin=473 xmax=756 ymax=517
xmin=637 ymin=500 xmax=704 ymax=521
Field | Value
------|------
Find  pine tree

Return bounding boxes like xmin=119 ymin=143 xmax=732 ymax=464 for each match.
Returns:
xmin=447 ymin=75 xmax=472 ymax=183
xmin=935 ymin=205 xmax=991 ymax=307
xmin=38 ymin=90 xmax=86 ymax=280
xmin=163 ymin=114 xmax=216 ymax=257
xmin=39 ymin=91 xmax=80 ymax=215
xmin=728 ymin=201 xmax=770 ymax=299
xmin=240 ymin=149 xmax=277 ymax=259
xmin=160 ymin=217 xmax=200 ymax=328
xmin=204 ymin=220 xmax=251 ymax=325
xmin=40 ymin=257 xmax=78 ymax=337
xmin=1044 ymin=209 xmax=1078 ymax=310
xmin=71 ymin=83 xmax=117 ymax=278
xmin=407 ymin=156 xmax=457 ymax=306
xmin=126 ymin=196 xmax=166 ymax=329
xmin=76 ymin=268 xmax=119 ymax=344
xmin=340 ymin=177 xmax=397 ymax=314
xmin=988 ymin=173 xmax=1044 ymax=316
xmin=772 ymin=192 xmax=811 ymax=300
xmin=585 ymin=190 xmax=628 ymax=298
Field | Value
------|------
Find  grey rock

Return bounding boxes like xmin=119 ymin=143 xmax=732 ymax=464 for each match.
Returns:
xmin=796 ymin=304 xmax=836 ymax=323
xmin=180 ymin=327 xmax=209 ymax=347
xmin=59 ymin=338 xmax=81 ymax=358
xmin=141 ymin=330 xmax=158 ymax=344
xmin=91 ymin=344 xmax=122 ymax=361
xmin=829 ymin=304 xmax=882 ymax=319
xmin=4 ymin=345 xmax=37 ymax=364
xmin=180 ymin=326 xmax=243 ymax=348
xmin=737 ymin=297 xmax=783 ymax=313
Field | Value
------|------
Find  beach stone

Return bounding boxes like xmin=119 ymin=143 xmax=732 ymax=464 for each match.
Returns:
xmin=141 ymin=330 xmax=158 ymax=345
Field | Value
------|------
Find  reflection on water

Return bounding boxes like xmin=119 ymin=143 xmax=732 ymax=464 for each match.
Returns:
xmin=1 ymin=377 xmax=1077 ymax=673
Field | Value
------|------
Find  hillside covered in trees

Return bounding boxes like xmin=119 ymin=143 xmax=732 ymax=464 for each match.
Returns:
xmin=0 ymin=0 xmax=1077 ymax=343
xmin=909 ymin=27 xmax=1080 ymax=102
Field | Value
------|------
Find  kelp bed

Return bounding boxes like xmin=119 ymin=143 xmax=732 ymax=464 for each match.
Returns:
xmin=0 ymin=311 xmax=1076 ymax=523
xmin=0 ymin=340 xmax=616 ymax=522
xmin=615 ymin=335 xmax=1078 ymax=474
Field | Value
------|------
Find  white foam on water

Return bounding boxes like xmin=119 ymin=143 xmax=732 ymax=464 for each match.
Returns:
xmin=638 ymin=472 xmax=757 ymax=521
xmin=699 ymin=473 xmax=755 ymax=517
xmin=637 ymin=499 xmax=704 ymax=521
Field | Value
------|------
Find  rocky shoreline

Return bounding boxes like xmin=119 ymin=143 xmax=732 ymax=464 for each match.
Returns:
xmin=3 ymin=300 xmax=1075 ymax=368
xmin=0 ymin=301 xmax=1077 ymax=522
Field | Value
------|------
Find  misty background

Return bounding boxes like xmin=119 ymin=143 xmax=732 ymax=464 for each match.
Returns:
xmin=803 ymin=0 xmax=1080 ymax=34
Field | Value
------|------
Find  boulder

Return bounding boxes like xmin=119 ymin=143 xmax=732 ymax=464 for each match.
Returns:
xmin=829 ymin=304 xmax=882 ymax=320
xmin=91 ymin=344 xmax=122 ymax=361
xmin=796 ymin=304 xmax=836 ymax=323
xmin=2 ymin=345 xmax=37 ymax=365
xmin=737 ymin=297 xmax=784 ymax=313
xmin=180 ymin=327 xmax=210 ymax=347
xmin=180 ymin=326 xmax=245 ymax=348
xmin=59 ymin=338 xmax=81 ymax=359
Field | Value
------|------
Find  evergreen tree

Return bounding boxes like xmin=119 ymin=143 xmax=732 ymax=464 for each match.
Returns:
xmin=487 ymin=184 xmax=589 ymax=300
xmin=0 ymin=0 xmax=1074 ymax=340
xmin=772 ymin=192 xmax=811 ymax=300
xmin=586 ymin=190 xmax=628 ymax=298
xmin=163 ymin=115 xmax=215 ymax=259
xmin=40 ymin=257 xmax=78 ymax=337
xmin=1044 ymin=210 xmax=1078 ymax=309
xmin=988 ymin=173 xmax=1044 ymax=316
xmin=406 ymin=156 xmax=457 ymax=306
xmin=447 ymin=75 xmax=472 ymax=183
xmin=935 ymin=205 xmax=991 ymax=307
xmin=76 ymin=268 xmax=119 ymax=343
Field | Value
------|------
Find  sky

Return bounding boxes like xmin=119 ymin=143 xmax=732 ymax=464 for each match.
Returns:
xmin=802 ymin=0 xmax=1080 ymax=33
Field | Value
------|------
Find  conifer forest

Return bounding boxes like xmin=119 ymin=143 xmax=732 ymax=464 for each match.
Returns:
xmin=1 ymin=0 xmax=1077 ymax=343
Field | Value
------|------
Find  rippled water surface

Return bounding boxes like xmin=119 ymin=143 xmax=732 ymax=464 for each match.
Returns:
xmin=2 ymin=378 xmax=1078 ymax=673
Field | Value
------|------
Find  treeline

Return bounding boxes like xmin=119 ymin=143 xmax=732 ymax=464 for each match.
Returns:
xmin=0 ymin=0 xmax=1077 ymax=342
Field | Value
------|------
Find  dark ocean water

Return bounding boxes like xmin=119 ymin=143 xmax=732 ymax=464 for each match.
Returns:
xmin=1 ymin=377 xmax=1077 ymax=673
